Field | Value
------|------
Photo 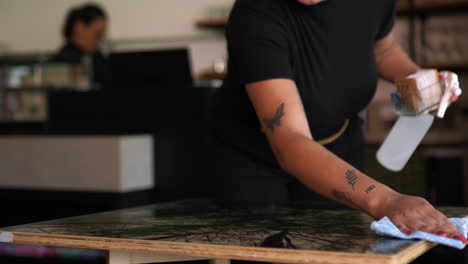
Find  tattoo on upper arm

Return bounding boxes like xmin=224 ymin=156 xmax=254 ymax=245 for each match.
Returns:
xmin=345 ymin=169 xmax=358 ymax=190
xmin=365 ymin=185 xmax=376 ymax=194
xmin=331 ymin=189 xmax=353 ymax=204
xmin=263 ymin=103 xmax=285 ymax=133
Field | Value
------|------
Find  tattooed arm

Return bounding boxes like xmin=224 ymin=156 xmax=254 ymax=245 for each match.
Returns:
xmin=247 ymin=79 xmax=391 ymax=211
xmin=246 ymin=78 xmax=460 ymax=238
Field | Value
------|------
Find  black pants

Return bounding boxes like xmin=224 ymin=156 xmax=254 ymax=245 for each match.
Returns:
xmin=213 ymin=116 xmax=365 ymax=209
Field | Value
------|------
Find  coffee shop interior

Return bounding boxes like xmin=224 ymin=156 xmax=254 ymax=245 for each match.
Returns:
xmin=1 ymin=0 xmax=468 ymax=263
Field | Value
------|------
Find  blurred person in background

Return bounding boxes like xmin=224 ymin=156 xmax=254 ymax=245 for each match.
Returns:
xmin=53 ymin=3 xmax=110 ymax=89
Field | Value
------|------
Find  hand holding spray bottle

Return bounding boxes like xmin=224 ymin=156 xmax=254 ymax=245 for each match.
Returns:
xmin=377 ymin=70 xmax=462 ymax=171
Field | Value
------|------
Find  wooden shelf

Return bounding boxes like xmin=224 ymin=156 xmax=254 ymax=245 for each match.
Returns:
xmin=196 ymin=1 xmax=468 ymax=25
xmin=195 ymin=18 xmax=228 ymax=29
xmin=197 ymin=72 xmax=226 ymax=80
xmin=0 ymin=87 xmax=49 ymax=92
xmin=419 ymin=61 xmax=468 ymax=71
xmin=398 ymin=0 xmax=468 ymax=13
xmin=0 ymin=86 xmax=89 ymax=92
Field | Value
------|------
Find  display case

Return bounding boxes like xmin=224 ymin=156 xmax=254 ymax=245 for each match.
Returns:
xmin=0 ymin=57 xmax=92 ymax=124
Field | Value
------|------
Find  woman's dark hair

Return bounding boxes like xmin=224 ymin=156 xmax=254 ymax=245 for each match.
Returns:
xmin=62 ymin=3 xmax=107 ymax=40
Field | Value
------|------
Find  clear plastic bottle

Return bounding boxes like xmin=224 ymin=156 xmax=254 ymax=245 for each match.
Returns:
xmin=376 ymin=114 xmax=434 ymax=172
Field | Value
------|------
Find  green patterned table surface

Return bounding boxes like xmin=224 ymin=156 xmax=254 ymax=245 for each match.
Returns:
xmin=1 ymin=200 xmax=467 ymax=256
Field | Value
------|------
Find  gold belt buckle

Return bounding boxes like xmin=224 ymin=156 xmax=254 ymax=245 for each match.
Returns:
xmin=317 ymin=119 xmax=350 ymax=145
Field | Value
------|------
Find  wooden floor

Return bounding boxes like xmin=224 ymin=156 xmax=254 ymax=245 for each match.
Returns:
xmin=1 ymin=200 xmax=467 ymax=264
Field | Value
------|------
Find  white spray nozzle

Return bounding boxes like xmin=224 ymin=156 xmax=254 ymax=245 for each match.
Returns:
xmin=437 ymin=71 xmax=462 ymax=118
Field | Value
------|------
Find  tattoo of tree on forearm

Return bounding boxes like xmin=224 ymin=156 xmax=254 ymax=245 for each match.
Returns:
xmin=345 ymin=169 xmax=358 ymax=190
xmin=365 ymin=185 xmax=376 ymax=194
xmin=263 ymin=103 xmax=285 ymax=133
xmin=331 ymin=189 xmax=353 ymax=204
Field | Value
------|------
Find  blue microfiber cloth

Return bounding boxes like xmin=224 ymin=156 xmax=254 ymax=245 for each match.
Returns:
xmin=371 ymin=217 xmax=468 ymax=249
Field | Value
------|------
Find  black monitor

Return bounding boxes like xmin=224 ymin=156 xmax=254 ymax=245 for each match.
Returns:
xmin=109 ymin=48 xmax=193 ymax=91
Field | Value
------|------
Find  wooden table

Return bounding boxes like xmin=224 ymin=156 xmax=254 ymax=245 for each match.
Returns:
xmin=1 ymin=200 xmax=467 ymax=264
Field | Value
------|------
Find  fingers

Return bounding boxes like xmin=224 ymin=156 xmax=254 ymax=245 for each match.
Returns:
xmin=451 ymin=234 xmax=468 ymax=244
xmin=383 ymin=194 xmax=468 ymax=243
xmin=397 ymin=217 xmax=430 ymax=233
xmin=437 ymin=219 xmax=466 ymax=243
xmin=413 ymin=207 xmax=456 ymax=235
xmin=435 ymin=231 xmax=448 ymax=237
xmin=395 ymin=215 xmax=466 ymax=243
xmin=415 ymin=206 xmax=447 ymax=233
xmin=426 ymin=209 xmax=459 ymax=235
xmin=394 ymin=222 xmax=413 ymax=235
xmin=450 ymin=95 xmax=458 ymax=103
xmin=396 ymin=206 xmax=468 ymax=243
xmin=402 ymin=201 xmax=440 ymax=233
xmin=438 ymin=73 xmax=446 ymax=81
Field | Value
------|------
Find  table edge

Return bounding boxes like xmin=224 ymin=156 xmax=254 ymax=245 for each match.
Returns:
xmin=0 ymin=231 xmax=433 ymax=264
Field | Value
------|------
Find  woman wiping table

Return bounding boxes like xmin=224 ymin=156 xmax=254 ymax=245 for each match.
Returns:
xmin=212 ymin=0 xmax=465 ymax=242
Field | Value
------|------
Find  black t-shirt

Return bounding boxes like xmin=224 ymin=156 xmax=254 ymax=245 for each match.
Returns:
xmin=213 ymin=0 xmax=396 ymax=167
